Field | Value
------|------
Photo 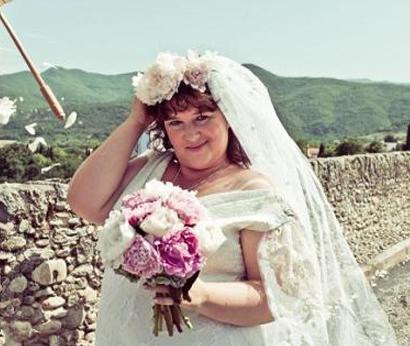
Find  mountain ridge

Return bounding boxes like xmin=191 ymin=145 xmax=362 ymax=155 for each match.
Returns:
xmin=1 ymin=64 xmax=409 ymax=144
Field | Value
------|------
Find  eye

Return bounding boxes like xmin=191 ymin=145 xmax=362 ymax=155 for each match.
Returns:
xmin=167 ymin=120 xmax=183 ymax=127
xmin=196 ymin=114 xmax=211 ymax=122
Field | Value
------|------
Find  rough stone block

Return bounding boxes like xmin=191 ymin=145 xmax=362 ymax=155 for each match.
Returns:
xmin=31 ymin=259 xmax=67 ymax=286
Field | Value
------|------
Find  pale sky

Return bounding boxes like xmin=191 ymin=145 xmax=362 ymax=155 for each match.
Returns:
xmin=1 ymin=0 xmax=409 ymax=83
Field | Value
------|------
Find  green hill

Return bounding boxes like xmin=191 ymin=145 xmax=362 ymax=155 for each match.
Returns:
xmin=1 ymin=65 xmax=409 ymax=146
xmin=244 ymin=64 xmax=410 ymax=140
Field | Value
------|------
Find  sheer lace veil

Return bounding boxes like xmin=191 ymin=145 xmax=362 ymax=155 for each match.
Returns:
xmin=207 ymin=56 xmax=397 ymax=345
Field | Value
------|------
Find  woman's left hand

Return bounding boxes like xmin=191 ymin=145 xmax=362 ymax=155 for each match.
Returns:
xmin=143 ymin=278 xmax=209 ymax=312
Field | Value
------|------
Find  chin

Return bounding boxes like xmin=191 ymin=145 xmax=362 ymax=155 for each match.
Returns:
xmin=180 ymin=155 xmax=212 ymax=169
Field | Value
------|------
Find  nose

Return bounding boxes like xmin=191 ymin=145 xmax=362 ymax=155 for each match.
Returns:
xmin=183 ymin=123 xmax=201 ymax=142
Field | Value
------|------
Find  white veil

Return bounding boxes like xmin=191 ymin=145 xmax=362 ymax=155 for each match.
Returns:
xmin=206 ymin=56 xmax=397 ymax=345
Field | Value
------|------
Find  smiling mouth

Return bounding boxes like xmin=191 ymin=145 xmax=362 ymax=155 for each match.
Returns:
xmin=186 ymin=141 xmax=207 ymax=150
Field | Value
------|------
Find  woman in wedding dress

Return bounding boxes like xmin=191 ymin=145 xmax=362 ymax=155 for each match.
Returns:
xmin=67 ymin=51 xmax=397 ymax=345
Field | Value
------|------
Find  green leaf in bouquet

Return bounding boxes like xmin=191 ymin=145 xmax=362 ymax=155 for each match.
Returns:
xmin=113 ymin=267 xmax=141 ymax=284
xmin=147 ymin=274 xmax=185 ymax=288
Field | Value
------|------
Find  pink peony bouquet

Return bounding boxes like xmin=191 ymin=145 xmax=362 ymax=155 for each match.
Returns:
xmin=96 ymin=180 xmax=226 ymax=336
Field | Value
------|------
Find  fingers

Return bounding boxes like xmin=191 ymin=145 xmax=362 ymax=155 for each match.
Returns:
xmin=144 ymin=284 xmax=173 ymax=305
xmin=143 ymin=284 xmax=192 ymax=308
xmin=153 ymin=296 xmax=174 ymax=306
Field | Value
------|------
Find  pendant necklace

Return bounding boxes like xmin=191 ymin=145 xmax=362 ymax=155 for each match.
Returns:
xmin=171 ymin=161 xmax=231 ymax=191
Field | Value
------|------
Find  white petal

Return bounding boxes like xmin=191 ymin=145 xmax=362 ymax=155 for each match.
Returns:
xmin=41 ymin=163 xmax=61 ymax=174
xmin=25 ymin=122 xmax=37 ymax=135
xmin=28 ymin=137 xmax=47 ymax=153
xmin=64 ymin=111 xmax=77 ymax=129
xmin=0 ymin=97 xmax=17 ymax=125
xmin=42 ymin=62 xmax=58 ymax=70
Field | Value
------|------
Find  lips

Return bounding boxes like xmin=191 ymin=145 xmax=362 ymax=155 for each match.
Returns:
xmin=186 ymin=141 xmax=207 ymax=150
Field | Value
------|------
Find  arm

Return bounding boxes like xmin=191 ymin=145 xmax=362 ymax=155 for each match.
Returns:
xmin=196 ymin=229 xmax=274 ymax=327
xmin=67 ymin=97 xmax=152 ymax=224
xmin=151 ymin=230 xmax=274 ymax=327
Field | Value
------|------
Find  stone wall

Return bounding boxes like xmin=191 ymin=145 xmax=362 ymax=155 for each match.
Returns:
xmin=0 ymin=151 xmax=409 ymax=345
xmin=0 ymin=182 xmax=101 ymax=345
xmin=310 ymin=151 xmax=410 ymax=264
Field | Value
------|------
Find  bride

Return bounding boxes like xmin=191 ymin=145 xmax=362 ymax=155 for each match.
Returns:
xmin=67 ymin=50 xmax=397 ymax=345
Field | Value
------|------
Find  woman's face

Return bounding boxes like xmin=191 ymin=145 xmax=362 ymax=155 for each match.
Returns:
xmin=163 ymin=106 xmax=230 ymax=169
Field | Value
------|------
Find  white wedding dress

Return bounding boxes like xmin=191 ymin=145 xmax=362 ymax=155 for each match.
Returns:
xmin=96 ymin=53 xmax=397 ymax=345
xmin=95 ymin=150 xmax=296 ymax=346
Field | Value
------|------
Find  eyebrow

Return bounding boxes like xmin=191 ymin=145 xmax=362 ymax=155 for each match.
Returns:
xmin=166 ymin=111 xmax=214 ymax=120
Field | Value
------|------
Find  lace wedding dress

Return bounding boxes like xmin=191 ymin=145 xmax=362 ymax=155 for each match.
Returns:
xmin=95 ymin=150 xmax=297 ymax=346
xmin=96 ymin=52 xmax=397 ymax=345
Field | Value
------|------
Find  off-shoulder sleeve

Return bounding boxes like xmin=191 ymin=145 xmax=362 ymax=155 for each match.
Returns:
xmin=201 ymin=189 xmax=325 ymax=344
xmin=200 ymin=189 xmax=296 ymax=231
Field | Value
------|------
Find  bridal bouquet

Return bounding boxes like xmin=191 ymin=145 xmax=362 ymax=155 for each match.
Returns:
xmin=96 ymin=180 xmax=226 ymax=336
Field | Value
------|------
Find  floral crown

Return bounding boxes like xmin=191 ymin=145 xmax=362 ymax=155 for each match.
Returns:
xmin=132 ymin=50 xmax=218 ymax=106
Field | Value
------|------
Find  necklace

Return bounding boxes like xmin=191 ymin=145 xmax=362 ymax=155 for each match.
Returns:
xmin=172 ymin=161 xmax=231 ymax=191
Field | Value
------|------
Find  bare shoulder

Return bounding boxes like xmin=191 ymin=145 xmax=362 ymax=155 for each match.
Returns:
xmin=232 ymin=169 xmax=273 ymax=191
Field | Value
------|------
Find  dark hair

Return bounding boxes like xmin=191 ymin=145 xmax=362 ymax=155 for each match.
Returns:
xmin=146 ymin=83 xmax=250 ymax=168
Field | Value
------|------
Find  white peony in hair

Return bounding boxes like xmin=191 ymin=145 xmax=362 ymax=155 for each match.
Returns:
xmin=132 ymin=50 xmax=218 ymax=106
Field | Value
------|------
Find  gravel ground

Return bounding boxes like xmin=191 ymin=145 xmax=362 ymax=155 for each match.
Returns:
xmin=373 ymin=260 xmax=410 ymax=346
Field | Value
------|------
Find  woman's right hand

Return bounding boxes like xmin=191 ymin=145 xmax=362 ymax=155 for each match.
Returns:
xmin=127 ymin=97 xmax=154 ymax=130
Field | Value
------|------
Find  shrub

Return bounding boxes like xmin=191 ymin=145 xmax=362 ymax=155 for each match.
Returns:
xmin=334 ymin=140 xmax=364 ymax=156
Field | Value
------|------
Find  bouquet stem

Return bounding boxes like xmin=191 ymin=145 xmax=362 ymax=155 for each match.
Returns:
xmin=153 ymin=304 xmax=160 ymax=336
xmin=152 ymin=293 xmax=193 ymax=336
xmin=151 ymin=277 xmax=200 ymax=336
xmin=163 ymin=304 xmax=174 ymax=336
xmin=170 ymin=304 xmax=183 ymax=333
xmin=177 ymin=304 xmax=193 ymax=329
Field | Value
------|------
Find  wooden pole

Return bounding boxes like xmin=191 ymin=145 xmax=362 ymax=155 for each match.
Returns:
xmin=0 ymin=10 xmax=65 ymax=122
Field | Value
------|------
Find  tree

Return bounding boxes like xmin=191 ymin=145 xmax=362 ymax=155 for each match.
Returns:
xmin=318 ymin=143 xmax=326 ymax=157
xmin=405 ymin=124 xmax=410 ymax=151
xmin=334 ymin=140 xmax=364 ymax=156
xmin=0 ymin=143 xmax=41 ymax=183
xmin=366 ymin=141 xmax=385 ymax=153
xmin=383 ymin=134 xmax=397 ymax=143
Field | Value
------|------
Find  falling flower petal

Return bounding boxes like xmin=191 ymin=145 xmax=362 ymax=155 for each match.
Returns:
xmin=41 ymin=163 xmax=61 ymax=174
xmin=28 ymin=136 xmax=47 ymax=153
xmin=0 ymin=97 xmax=17 ymax=125
xmin=0 ymin=0 xmax=12 ymax=6
xmin=25 ymin=122 xmax=37 ymax=135
xmin=64 ymin=111 xmax=77 ymax=129
xmin=42 ymin=62 xmax=58 ymax=70
xmin=19 ymin=97 xmax=24 ymax=102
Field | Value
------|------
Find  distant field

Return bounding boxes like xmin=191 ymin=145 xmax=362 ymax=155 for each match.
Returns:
xmin=357 ymin=131 xmax=406 ymax=142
